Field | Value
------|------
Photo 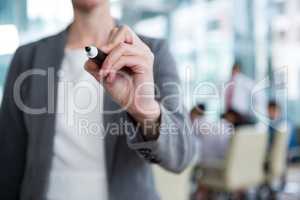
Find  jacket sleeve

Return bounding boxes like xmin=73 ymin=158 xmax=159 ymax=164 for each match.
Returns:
xmin=0 ymin=47 xmax=28 ymax=199
xmin=126 ymin=40 xmax=197 ymax=173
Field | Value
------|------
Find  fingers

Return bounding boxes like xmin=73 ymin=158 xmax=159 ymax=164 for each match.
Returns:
xmin=101 ymin=43 xmax=144 ymax=77
xmin=85 ymin=25 xmax=153 ymax=84
xmin=106 ymin=55 xmax=146 ymax=83
xmin=84 ymin=28 xmax=141 ymax=82
xmin=102 ymin=26 xmax=134 ymax=53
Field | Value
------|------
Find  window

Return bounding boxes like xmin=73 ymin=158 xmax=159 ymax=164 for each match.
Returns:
xmin=275 ymin=1 xmax=286 ymax=15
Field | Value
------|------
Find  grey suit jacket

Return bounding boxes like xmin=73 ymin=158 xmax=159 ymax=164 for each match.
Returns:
xmin=0 ymin=27 xmax=196 ymax=200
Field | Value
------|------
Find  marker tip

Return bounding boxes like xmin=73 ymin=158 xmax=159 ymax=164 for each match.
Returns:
xmin=85 ymin=46 xmax=91 ymax=52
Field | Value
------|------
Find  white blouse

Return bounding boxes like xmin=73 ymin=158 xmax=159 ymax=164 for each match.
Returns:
xmin=46 ymin=49 xmax=108 ymax=200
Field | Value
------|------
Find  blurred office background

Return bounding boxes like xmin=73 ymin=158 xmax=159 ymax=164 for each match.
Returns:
xmin=1 ymin=0 xmax=300 ymax=199
xmin=1 ymin=0 xmax=300 ymax=123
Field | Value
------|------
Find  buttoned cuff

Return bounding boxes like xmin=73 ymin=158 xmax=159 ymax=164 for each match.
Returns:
xmin=126 ymin=104 xmax=179 ymax=164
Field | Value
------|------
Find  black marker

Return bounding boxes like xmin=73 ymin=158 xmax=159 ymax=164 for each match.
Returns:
xmin=85 ymin=46 xmax=107 ymax=66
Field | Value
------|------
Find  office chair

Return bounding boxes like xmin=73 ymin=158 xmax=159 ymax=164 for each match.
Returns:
xmin=258 ymin=125 xmax=289 ymax=200
xmin=198 ymin=126 xmax=268 ymax=199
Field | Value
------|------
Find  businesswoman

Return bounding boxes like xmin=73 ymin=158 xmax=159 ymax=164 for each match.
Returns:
xmin=0 ymin=0 xmax=196 ymax=199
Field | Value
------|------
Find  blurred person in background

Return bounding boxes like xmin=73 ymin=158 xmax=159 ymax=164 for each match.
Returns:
xmin=267 ymin=100 xmax=299 ymax=162
xmin=221 ymin=109 xmax=251 ymax=127
xmin=224 ymin=62 xmax=265 ymax=125
xmin=193 ymin=110 xmax=234 ymax=167
xmin=263 ymin=99 xmax=297 ymax=193
xmin=189 ymin=104 xmax=234 ymax=200
xmin=190 ymin=103 xmax=206 ymax=123
xmin=0 ymin=0 xmax=196 ymax=199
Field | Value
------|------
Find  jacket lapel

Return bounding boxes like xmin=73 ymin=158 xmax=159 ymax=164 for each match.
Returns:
xmin=29 ymin=29 xmax=68 ymax=197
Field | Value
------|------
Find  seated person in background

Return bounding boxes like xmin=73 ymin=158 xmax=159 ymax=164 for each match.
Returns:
xmin=190 ymin=104 xmax=206 ymax=123
xmin=221 ymin=109 xmax=256 ymax=127
xmin=189 ymin=105 xmax=234 ymax=200
xmin=267 ymin=100 xmax=299 ymax=162
xmin=224 ymin=62 xmax=266 ymax=125
xmin=191 ymin=104 xmax=234 ymax=167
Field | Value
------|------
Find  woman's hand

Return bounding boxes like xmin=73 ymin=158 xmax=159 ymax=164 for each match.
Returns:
xmin=84 ymin=25 xmax=160 ymax=124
